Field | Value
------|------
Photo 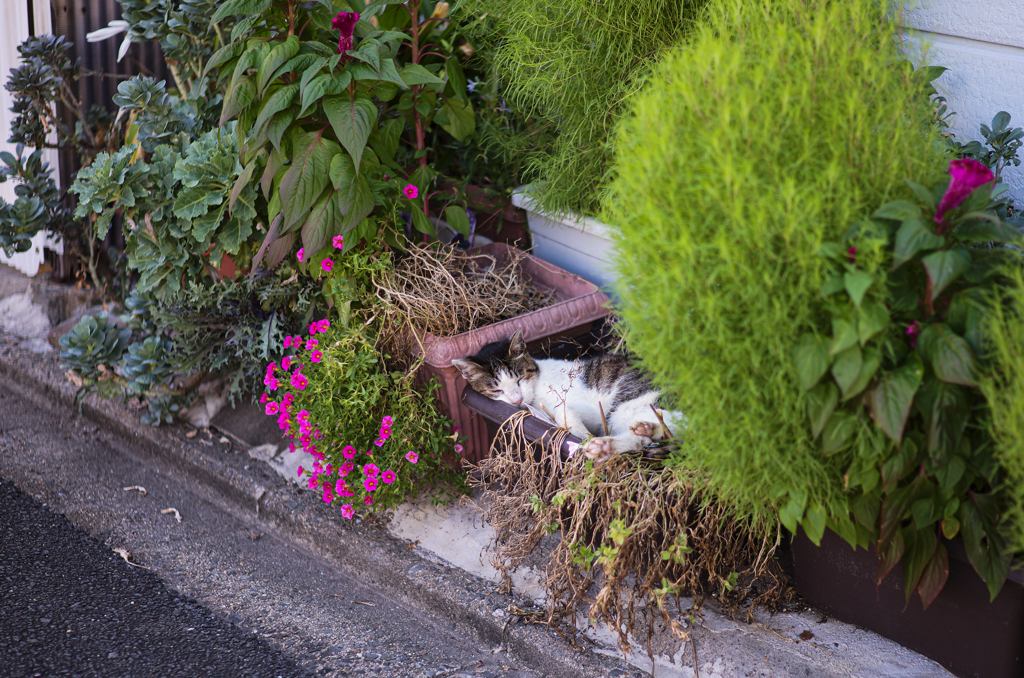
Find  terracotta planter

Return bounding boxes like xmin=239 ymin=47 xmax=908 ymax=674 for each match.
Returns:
xmin=460 ymin=385 xmax=582 ymax=460
xmin=791 ymin=527 xmax=1024 ymax=678
xmin=411 ymin=242 xmax=609 ymax=464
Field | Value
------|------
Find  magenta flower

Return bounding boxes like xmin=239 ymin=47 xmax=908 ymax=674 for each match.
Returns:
xmin=277 ymin=412 xmax=290 ymax=431
xmin=265 ymin=401 xmax=280 ymax=416
xmin=290 ymin=372 xmax=308 ymax=390
xmin=906 ymin=320 xmax=922 ymax=348
xmin=259 ymin=393 xmax=269 ymax=405
xmin=297 ymin=247 xmax=305 ymax=262
xmin=322 ymin=258 xmax=334 ymax=273
xmin=332 ymin=12 xmax=360 ymax=56
xmin=266 ymin=377 xmax=280 ymax=391
xmin=311 ymin=349 xmax=323 ymax=363
xmin=364 ymin=476 xmax=379 ymax=492
xmin=935 ymin=158 xmax=994 ymax=227
xmin=364 ymin=495 xmax=375 ymax=506
xmin=454 ymin=443 xmax=463 ymax=454
xmin=306 ymin=338 xmax=319 ymax=350
xmin=284 ymin=336 xmax=293 ymax=349
xmin=333 ymin=235 xmax=345 ymax=250
xmin=382 ymin=469 xmax=396 ymax=484
xmin=309 ymin=323 xmax=318 ymax=336
xmin=297 ymin=465 xmax=304 ymax=477
xmin=341 ymin=504 xmax=354 ymax=519
xmin=405 ymin=450 xmax=419 ymax=464
xmin=317 ymin=319 xmax=330 ymax=332
xmin=281 ymin=356 xmax=292 ymax=370
xmin=343 ymin=445 xmax=356 ymax=459
xmin=335 ymin=479 xmax=346 ymax=495
xmin=340 ymin=460 xmax=354 ymax=476
xmin=403 ymin=184 xmax=418 ymax=199
xmin=846 ymin=247 xmax=857 ymax=264
xmin=322 ymin=488 xmax=333 ymax=503
xmin=363 ymin=463 xmax=380 ymax=477
xmin=381 ymin=415 xmax=393 ymax=428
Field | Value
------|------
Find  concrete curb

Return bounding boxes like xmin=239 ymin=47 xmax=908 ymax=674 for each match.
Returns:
xmin=0 ymin=334 xmax=633 ymax=678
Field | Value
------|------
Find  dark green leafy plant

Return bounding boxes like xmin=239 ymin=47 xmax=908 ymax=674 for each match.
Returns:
xmin=0 ymin=146 xmax=74 ymax=256
xmin=949 ymin=111 xmax=1024 ymax=186
xmin=794 ymin=159 xmax=1020 ymax=607
xmin=122 ymin=336 xmax=176 ymax=395
xmin=58 ymin=312 xmax=131 ymax=384
xmin=602 ymin=0 xmax=948 ymax=566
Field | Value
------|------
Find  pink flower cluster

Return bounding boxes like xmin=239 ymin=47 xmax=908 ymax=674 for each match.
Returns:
xmin=374 ymin=415 xmax=392 ymax=447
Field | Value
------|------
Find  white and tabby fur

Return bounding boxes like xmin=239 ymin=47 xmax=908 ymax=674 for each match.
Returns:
xmin=452 ymin=331 xmax=684 ymax=461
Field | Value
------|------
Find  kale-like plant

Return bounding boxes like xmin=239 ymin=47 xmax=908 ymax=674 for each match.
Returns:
xmin=794 ymin=160 xmax=1020 ymax=607
xmin=0 ymin=146 xmax=74 ymax=256
xmin=59 ymin=312 xmax=132 ymax=394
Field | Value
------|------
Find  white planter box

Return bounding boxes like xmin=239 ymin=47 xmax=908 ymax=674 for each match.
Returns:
xmin=510 ymin=186 xmax=617 ymax=292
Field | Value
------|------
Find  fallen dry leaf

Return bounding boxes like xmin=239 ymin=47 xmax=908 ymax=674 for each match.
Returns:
xmin=112 ymin=548 xmax=150 ymax=569
xmin=161 ymin=508 xmax=182 ymax=523
xmin=122 ymin=486 xmax=147 ymax=496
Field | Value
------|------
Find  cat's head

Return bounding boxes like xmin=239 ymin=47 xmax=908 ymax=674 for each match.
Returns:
xmin=451 ymin=330 xmax=538 ymax=406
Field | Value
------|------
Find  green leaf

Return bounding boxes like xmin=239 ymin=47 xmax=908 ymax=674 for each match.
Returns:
xmin=820 ymin=273 xmax=844 ymax=298
xmin=830 ymin=312 xmax=859 ymax=356
xmin=230 ymin=151 xmax=263 ymax=215
xmin=191 ymin=202 xmax=226 ymax=243
xmin=905 ymin=179 xmax=937 ymax=210
xmin=445 ymin=57 xmax=469 ymax=101
xmin=220 ymin=77 xmax=256 ymax=126
xmin=935 ymin=455 xmax=966 ymax=493
xmin=844 ymin=345 xmax=881 ymax=401
xmin=252 ymin=83 xmax=299 ymax=135
xmin=892 ymin=217 xmax=945 ymax=269
xmin=917 ymin=543 xmax=949 ymax=610
xmin=822 ymin=411 xmax=858 ymax=454
xmin=256 ymin=36 xmax=300 ymax=95
xmin=868 ymin=354 xmax=923 ymax=443
xmin=329 ymin=152 xmax=375 ymax=231
xmin=436 ymin=96 xmax=475 ymax=142
xmin=793 ymin=333 xmax=830 ymax=391
xmin=324 ymin=94 xmax=378 ymax=171
xmin=917 ymin=323 xmax=978 ymax=387
xmin=212 ymin=0 xmax=272 ymax=22
xmin=858 ymin=301 xmax=889 ymax=344
xmin=915 ymin=377 xmax=969 ymax=465
xmin=172 ymin=186 xmax=220 ymax=220
xmin=881 ymin=436 xmax=919 ymax=490
xmin=873 ymin=200 xmax=921 ymax=221
xmin=778 ymin=497 xmax=804 ymax=535
xmin=922 ymin=249 xmax=971 ymax=303
xmin=300 ymin=187 xmax=343 ymax=256
xmin=960 ymin=497 xmax=1011 ymax=601
xmin=902 ymin=526 xmax=937 ymax=604
xmin=279 ymin=130 xmax=340 ymax=231
xmin=806 ymin=381 xmax=839 ymax=439
xmin=399 ymin=63 xmax=444 ymax=86
xmin=444 ymin=205 xmax=471 ymax=237
xmin=299 ymin=72 xmax=347 ymax=118
xmin=832 ymin=345 xmax=863 ymax=398
xmin=370 ymin=118 xmax=404 ymax=165
xmin=266 ymin=110 xmax=296 ymax=154
xmin=410 ymin=208 xmax=436 ymax=237
xmin=204 ymin=40 xmax=248 ymax=79
xmin=803 ymin=504 xmax=827 ymax=545
xmin=843 ymin=270 xmax=873 ymax=307
xmin=876 ymin=511 xmax=906 ymax=587
xmin=218 ymin=215 xmax=253 ymax=254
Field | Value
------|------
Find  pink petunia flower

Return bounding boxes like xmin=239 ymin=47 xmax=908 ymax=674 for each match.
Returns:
xmin=297 ymin=247 xmax=305 ymax=262
xmin=297 ymin=465 xmax=304 ymax=477
xmin=281 ymin=356 xmax=292 ymax=370
xmin=282 ymin=393 xmax=294 ymax=408
xmin=382 ymin=469 xmax=396 ymax=484
xmin=381 ymin=415 xmax=393 ymax=428
xmin=364 ymin=495 xmax=375 ymax=507
xmin=363 ymin=463 xmax=380 ymax=477
xmin=342 ymin=445 xmax=356 ymax=459
xmin=290 ymin=372 xmax=308 ymax=390
xmin=309 ymin=323 xmax=319 ymax=336
xmin=335 ymin=479 xmax=346 ymax=495
xmin=311 ymin=350 xmax=323 ymax=363
xmin=341 ymin=504 xmax=355 ymax=519
xmin=289 ymin=442 xmax=297 ymax=454
xmin=259 ymin=393 xmax=269 ymax=405
xmin=339 ymin=461 xmax=354 ymax=476
xmin=266 ymin=377 xmax=280 ymax=391
xmin=265 ymin=401 xmax=280 ymax=416
xmin=332 ymin=12 xmax=360 ymax=56
xmin=317 ymin=319 xmax=330 ymax=332
xmin=321 ymin=258 xmax=334 ymax=273
xmin=333 ymin=235 xmax=345 ymax=250
xmin=454 ymin=444 xmax=463 ymax=454
xmin=277 ymin=412 xmax=291 ymax=431
xmin=405 ymin=450 xmax=419 ymax=464
xmin=322 ymin=488 xmax=333 ymax=503
xmin=364 ymin=476 xmax=378 ymax=492
xmin=935 ymin=158 xmax=994 ymax=228
xmin=403 ymin=184 xmax=418 ymax=199
xmin=284 ymin=336 xmax=293 ymax=349
xmin=306 ymin=338 xmax=319 ymax=350
xmin=308 ymin=477 xmax=318 ymax=490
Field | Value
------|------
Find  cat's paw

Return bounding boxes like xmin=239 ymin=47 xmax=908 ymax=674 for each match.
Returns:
xmin=583 ymin=437 xmax=616 ymax=464
xmin=628 ymin=421 xmax=658 ymax=443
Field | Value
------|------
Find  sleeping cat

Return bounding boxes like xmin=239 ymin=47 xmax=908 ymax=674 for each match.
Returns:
xmin=451 ymin=330 xmax=683 ymax=461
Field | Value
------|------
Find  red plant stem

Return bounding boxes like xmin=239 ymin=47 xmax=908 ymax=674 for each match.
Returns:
xmin=286 ymin=0 xmax=295 ymax=35
xmin=407 ymin=0 xmax=429 ymax=242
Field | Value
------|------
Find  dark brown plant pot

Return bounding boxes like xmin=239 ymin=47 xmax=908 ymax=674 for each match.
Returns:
xmin=411 ymin=242 xmax=608 ymax=464
xmin=791 ymin=527 xmax=1024 ymax=678
xmin=460 ymin=385 xmax=582 ymax=460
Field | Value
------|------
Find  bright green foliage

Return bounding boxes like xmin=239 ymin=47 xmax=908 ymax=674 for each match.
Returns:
xmin=59 ymin=313 xmax=131 ymax=382
xmin=0 ymin=146 xmax=73 ymax=256
xmin=604 ymin=0 xmax=947 ymax=538
xmin=70 ymin=146 xmax=151 ymax=239
xmin=456 ymin=0 xmax=703 ymax=216
xmin=112 ymin=76 xmax=200 ymax=152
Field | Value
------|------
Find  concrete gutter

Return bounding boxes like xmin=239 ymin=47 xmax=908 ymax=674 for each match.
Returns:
xmin=0 ymin=266 xmax=954 ymax=678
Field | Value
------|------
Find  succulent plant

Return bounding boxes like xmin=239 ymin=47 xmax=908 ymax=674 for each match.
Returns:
xmin=121 ymin=336 xmax=175 ymax=395
xmin=58 ymin=312 xmax=131 ymax=381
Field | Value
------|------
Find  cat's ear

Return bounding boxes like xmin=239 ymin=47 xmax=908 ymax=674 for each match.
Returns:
xmin=509 ymin=329 xmax=527 ymax=358
xmin=452 ymin=359 xmax=488 ymax=384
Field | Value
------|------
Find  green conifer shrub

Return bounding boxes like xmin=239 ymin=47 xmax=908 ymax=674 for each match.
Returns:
xmin=456 ymin=0 xmax=704 ymax=216
xmin=603 ymin=0 xmax=947 ymax=532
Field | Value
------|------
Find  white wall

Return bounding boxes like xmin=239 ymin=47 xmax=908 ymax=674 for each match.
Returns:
xmin=903 ymin=0 xmax=1024 ymax=203
xmin=0 ymin=0 xmax=63 ymax=276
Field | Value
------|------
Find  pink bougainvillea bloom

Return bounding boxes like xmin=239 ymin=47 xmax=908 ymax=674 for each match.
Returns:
xmin=339 ymin=461 xmax=354 ymax=476
xmin=403 ymin=184 xmax=418 ymax=199
xmin=265 ymin=401 xmax=280 ymax=416
xmin=311 ymin=349 xmax=323 ymax=363
xmin=321 ymin=258 xmax=334 ymax=273
xmin=342 ymin=445 xmax=356 ymax=459
xmin=364 ymin=495 xmax=375 ymax=507
xmin=935 ymin=158 xmax=994 ymax=226
xmin=297 ymin=247 xmax=305 ymax=262
xmin=405 ymin=450 xmax=419 ymax=464
xmin=333 ymin=235 xmax=345 ymax=250
xmin=317 ymin=319 xmax=330 ymax=332
xmin=341 ymin=504 xmax=354 ymax=519
xmin=382 ymin=469 xmax=396 ymax=484
xmin=332 ymin=12 xmax=360 ymax=56
xmin=306 ymin=338 xmax=319 ymax=350
xmin=363 ymin=463 xmax=380 ymax=477
xmin=290 ymin=372 xmax=308 ymax=390
xmin=364 ymin=476 xmax=379 ymax=492
xmin=382 ymin=415 xmax=393 ymax=428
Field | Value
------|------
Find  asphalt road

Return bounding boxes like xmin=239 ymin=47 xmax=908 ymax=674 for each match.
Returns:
xmin=0 ymin=376 xmax=545 ymax=678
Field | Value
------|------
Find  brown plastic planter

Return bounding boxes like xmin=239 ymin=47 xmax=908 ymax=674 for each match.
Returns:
xmin=411 ymin=242 xmax=609 ymax=464
xmin=460 ymin=385 xmax=582 ymax=460
xmin=791 ymin=528 xmax=1024 ymax=678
